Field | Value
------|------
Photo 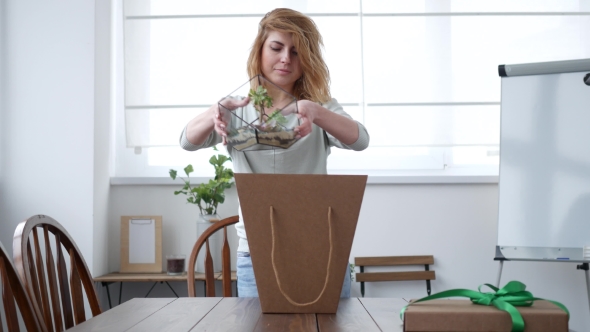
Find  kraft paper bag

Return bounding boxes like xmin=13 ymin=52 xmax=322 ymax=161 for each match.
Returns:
xmin=235 ymin=173 xmax=367 ymax=313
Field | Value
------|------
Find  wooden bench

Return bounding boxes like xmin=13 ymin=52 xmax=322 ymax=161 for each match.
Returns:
xmin=355 ymin=255 xmax=435 ymax=297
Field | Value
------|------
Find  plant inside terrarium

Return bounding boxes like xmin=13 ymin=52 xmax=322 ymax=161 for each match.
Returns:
xmin=219 ymin=75 xmax=300 ymax=151
xmin=248 ymin=85 xmax=288 ymax=131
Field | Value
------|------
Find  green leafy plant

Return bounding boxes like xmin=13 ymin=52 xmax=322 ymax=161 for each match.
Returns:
xmin=249 ymin=85 xmax=273 ymax=123
xmin=248 ymin=85 xmax=286 ymax=127
xmin=169 ymin=148 xmax=234 ymax=216
xmin=267 ymin=110 xmax=288 ymax=126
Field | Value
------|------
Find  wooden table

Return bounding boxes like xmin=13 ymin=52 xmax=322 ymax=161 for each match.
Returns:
xmin=94 ymin=272 xmax=237 ymax=309
xmin=67 ymin=297 xmax=407 ymax=331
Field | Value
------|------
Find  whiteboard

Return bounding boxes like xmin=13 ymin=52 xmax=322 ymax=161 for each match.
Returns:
xmin=496 ymin=59 xmax=590 ymax=262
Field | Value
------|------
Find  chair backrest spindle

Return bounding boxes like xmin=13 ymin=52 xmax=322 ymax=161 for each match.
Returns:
xmin=26 ymin=241 xmax=42 ymax=312
xmin=43 ymin=226 xmax=64 ymax=331
xmin=56 ymin=233 xmax=74 ymax=328
xmin=204 ymin=239 xmax=215 ymax=296
xmin=0 ymin=241 xmax=46 ymax=332
xmin=32 ymin=227 xmax=53 ymax=331
xmin=1 ymin=256 xmax=19 ymax=332
xmin=69 ymin=250 xmax=86 ymax=325
xmin=222 ymin=227 xmax=232 ymax=296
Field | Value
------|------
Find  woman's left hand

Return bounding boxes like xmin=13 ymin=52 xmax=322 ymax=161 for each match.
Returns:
xmin=294 ymin=100 xmax=320 ymax=138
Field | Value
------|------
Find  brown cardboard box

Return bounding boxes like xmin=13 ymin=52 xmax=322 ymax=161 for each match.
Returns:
xmin=235 ymin=173 xmax=367 ymax=314
xmin=403 ymin=299 xmax=568 ymax=332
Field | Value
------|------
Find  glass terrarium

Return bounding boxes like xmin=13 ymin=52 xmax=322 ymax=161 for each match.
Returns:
xmin=218 ymin=75 xmax=300 ymax=151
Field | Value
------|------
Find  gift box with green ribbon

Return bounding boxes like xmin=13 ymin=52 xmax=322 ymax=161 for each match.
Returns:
xmin=401 ymin=281 xmax=569 ymax=332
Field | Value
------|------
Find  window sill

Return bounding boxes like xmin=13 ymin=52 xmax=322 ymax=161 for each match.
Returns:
xmin=110 ymin=175 xmax=498 ymax=185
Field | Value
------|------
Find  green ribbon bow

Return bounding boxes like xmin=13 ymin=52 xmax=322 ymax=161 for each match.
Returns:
xmin=400 ymin=281 xmax=569 ymax=332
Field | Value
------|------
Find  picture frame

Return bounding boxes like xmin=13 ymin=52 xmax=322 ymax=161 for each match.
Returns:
xmin=120 ymin=216 xmax=162 ymax=273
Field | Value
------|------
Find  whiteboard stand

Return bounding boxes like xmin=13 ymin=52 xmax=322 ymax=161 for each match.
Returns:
xmin=495 ymin=259 xmax=590 ymax=317
xmin=495 ymin=259 xmax=504 ymax=288
xmin=494 ymin=246 xmax=590 ymax=320
xmin=496 ymin=58 xmax=590 ymax=320
xmin=577 ymin=263 xmax=590 ymax=317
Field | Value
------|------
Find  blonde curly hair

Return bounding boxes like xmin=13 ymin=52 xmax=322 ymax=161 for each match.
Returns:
xmin=247 ymin=8 xmax=331 ymax=103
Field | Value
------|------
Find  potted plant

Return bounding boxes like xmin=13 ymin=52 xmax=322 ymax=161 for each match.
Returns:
xmin=169 ymin=147 xmax=234 ymax=222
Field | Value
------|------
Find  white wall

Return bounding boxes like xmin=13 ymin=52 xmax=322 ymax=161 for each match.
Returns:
xmin=0 ymin=0 xmax=5 ymax=192
xmin=93 ymin=0 xmax=112 ymax=278
xmin=0 ymin=0 xmax=96 ymax=265
xmin=107 ymin=183 xmax=589 ymax=331
xmin=0 ymin=0 xmax=111 ymax=285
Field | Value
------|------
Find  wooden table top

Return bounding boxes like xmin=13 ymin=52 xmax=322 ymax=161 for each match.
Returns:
xmin=67 ymin=297 xmax=407 ymax=331
xmin=93 ymin=271 xmax=238 ymax=283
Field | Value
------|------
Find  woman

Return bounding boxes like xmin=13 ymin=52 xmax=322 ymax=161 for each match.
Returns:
xmin=180 ymin=8 xmax=370 ymax=297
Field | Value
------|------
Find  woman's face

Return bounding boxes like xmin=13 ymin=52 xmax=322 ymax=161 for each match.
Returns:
xmin=260 ymin=30 xmax=303 ymax=94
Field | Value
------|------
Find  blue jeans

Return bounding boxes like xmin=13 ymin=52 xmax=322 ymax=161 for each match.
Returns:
xmin=237 ymin=252 xmax=351 ymax=298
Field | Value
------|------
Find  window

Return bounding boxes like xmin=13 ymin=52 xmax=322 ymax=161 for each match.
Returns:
xmin=114 ymin=0 xmax=590 ymax=180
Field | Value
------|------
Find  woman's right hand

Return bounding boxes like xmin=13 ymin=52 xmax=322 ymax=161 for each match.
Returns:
xmin=215 ymin=96 xmax=250 ymax=144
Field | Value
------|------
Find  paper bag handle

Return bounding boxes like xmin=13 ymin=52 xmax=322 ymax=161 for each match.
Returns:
xmin=270 ymin=206 xmax=333 ymax=306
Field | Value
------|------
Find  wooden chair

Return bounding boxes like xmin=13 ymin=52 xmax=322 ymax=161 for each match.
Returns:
xmin=355 ymin=255 xmax=435 ymax=297
xmin=0 ymin=240 xmax=47 ymax=332
xmin=188 ymin=215 xmax=239 ymax=297
xmin=12 ymin=215 xmax=101 ymax=332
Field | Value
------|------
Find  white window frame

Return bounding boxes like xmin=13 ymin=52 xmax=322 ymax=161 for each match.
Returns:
xmin=111 ymin=0 xmax=590 ymax=185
